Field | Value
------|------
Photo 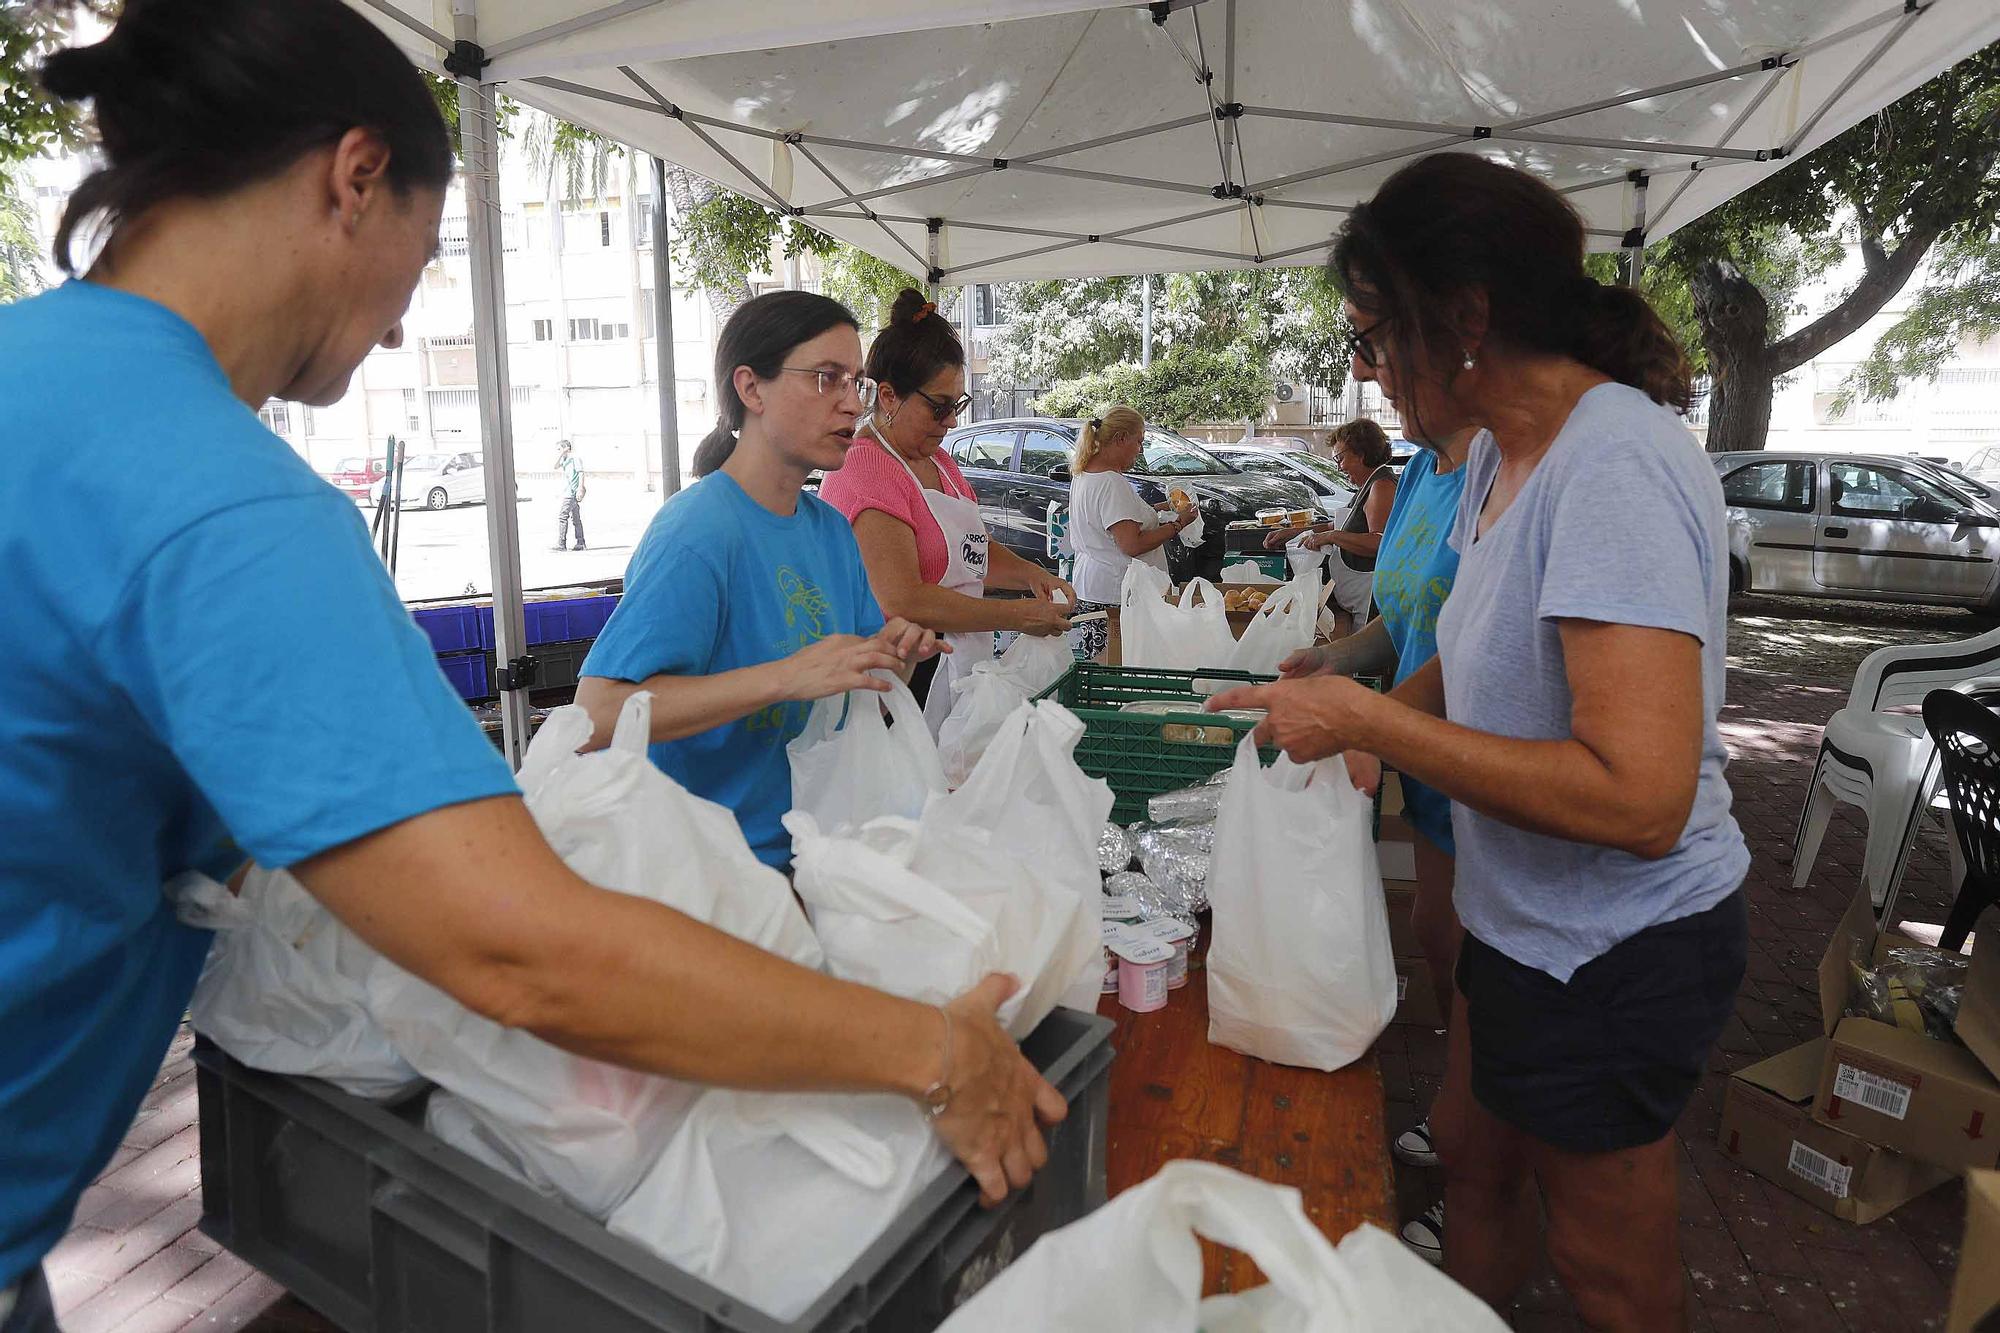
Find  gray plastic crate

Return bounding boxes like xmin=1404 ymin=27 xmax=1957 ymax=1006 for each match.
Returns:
xmin=195 ymin=1008 xmax=1113 ymax=1333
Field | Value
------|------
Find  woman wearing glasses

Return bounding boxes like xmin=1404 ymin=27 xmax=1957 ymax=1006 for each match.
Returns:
xmin=821 ymin=289 xmax=1075 ymax=730
xmin=576 ymin=292 xmax=939 ymax=869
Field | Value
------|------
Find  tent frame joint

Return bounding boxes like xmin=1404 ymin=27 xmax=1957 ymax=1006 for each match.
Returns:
xmin=444 ymin=39 xmax=488 ymax=79
xmin=1215 ymin=102 xmax=1245 ymax=121
xmin=1472 ymin=125 xmax=1493 ymax=139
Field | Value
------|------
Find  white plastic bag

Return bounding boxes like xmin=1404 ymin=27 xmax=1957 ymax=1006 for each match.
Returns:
xmin=789 ymin=671 xmax=946 ymax=832
xmin=933 ymin=700 xmax=1114 ymax=1012
xmin=1228 ymin=567 xmax=1327 ymax=677
xmin=1118 ymin=562 xmax=1236 ymax=673
xmin=1219 ymin=561 xmax=1281 ymax=586
xmin=371 ymin=693 xmax=822 ymax=1218
xmin=1207 ymin=735 xmax=1396 ymax=1071
xmin=184 ymin=866 xmax=422 ymax=1100
xmin=607 ymin=1089 xmax=950 ymax=1322
xmin=936 ymin=633 xmax=1075 ymax=787
xmin=786 ymin=810 xmax=1094 ymax=1040
xmin=1178 ymin=510 xmax=1206 ymax=548
xmin=935 ymin=1160 xmax=1508 ymax=1332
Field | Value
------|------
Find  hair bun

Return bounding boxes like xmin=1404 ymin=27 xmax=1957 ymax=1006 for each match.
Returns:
xmin=39 ymin=39 xmax=127 ymax=102
xmin=888 ymin=287 xmax=932 ymax=327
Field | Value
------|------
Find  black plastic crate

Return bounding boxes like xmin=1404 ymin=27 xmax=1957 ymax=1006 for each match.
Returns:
xmin=195 ymin=1008 xmax=1113 ymax=1333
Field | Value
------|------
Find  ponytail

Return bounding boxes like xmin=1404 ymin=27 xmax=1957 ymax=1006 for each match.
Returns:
xmin=1073 ymin=404 xmax=1145 ymax=470
xmin=691 ymin=421 xmax=737 ymax=478
xmin=1569 ymin=280 xmax=1693 ymax=414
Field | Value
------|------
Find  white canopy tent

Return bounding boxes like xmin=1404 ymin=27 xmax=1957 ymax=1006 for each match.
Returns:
xmin=347 ymin=0 xmax=2000 ymax=762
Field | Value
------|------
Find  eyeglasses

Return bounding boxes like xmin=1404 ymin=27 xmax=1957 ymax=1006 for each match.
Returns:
xmin=913 ymin=388 xmax=974 ymax=423
xmin=1351 ymin=316 xmax=1390 ymax=370
xmin=780 ymin=366 xmax=878 ymax=408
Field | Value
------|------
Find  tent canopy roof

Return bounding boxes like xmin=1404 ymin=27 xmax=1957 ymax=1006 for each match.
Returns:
xmin=358 ymin=0 xmax=2000 ymax=282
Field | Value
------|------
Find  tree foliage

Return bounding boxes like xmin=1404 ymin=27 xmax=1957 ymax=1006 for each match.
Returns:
xmin=992 ymin=265 xmax=1350 ymax=408
xmin=665 ymin=187 xmax=918 ymax=322
xmin=0 ymin=1 xmax=113 ymax=169
xmin=0 ymin=165 xmax=41 ymax=300
xmin=1034 ymin=347 xmax=1270 ymax=428
xmin=1657 ymin=40 xmax=2000 ymax=449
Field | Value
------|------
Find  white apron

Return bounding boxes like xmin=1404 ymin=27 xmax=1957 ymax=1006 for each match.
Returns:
xmin=869 ymin=426 xmax=993 ymax=732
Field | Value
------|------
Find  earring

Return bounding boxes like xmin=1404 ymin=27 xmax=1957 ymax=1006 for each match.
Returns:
xmin=884 ymin=407 xmax=899 ymax=426
xmin=1462 ymin=351 xmax=1476 ymax=371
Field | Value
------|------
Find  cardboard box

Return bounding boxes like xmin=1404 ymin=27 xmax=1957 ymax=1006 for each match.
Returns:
xmin=1812 ymin=889 xmax=2000 ymax=1173
xmin=1958 ymin=931 xmax=2000 ymax=1086
xmin=1719 ymin=1039 xmax=1951 ymax=1224
xmin=1392 ymin=955 xmax=1445 ymax=1029
xmin=1384 ymin=879 xmax=1418 ymax=959
xmin=1948 ymin=1170 xmax=2000 ymax=1333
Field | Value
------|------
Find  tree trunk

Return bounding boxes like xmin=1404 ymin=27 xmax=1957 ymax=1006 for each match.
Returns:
xmin=1691 ymin=259 xmax=1775 ymax=454
xmin=661 ymin=164 xmax=750 ymax=322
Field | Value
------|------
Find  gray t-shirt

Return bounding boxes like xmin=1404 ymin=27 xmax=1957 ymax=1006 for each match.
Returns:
xmin=1436 ymin=383 xmax=1748 ymax=982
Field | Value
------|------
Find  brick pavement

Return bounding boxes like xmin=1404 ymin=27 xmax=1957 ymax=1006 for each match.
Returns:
xmin=40 ymin=592 xmax=1991 ymax=1331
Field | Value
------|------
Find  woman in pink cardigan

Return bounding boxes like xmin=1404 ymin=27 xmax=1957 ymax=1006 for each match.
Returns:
xmin=820 ymin=290 xmax=1074 ymax=729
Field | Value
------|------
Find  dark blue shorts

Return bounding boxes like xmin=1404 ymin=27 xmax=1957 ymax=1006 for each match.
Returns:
xmin=1455 ymin=890 xmax=1747 ymax=1153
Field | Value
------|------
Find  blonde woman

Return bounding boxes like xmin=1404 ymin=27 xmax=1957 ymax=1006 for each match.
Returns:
xmin=1065 ymin=406 xmax=1196 ymax=659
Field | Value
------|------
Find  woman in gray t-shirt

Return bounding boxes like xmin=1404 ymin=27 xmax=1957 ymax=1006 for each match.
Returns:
xmin=1212 ymin=154 xmax=1747 ymax=1332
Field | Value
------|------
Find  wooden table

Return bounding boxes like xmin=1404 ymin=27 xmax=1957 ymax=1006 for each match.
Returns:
xmin=1097 ymin=941 xmax=1396 ymax=1294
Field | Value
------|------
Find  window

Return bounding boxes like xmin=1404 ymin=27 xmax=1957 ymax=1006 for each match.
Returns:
xmin=569 ymin=317 xmax=599 ymax=341
xmin=952 ymin=430 xmax=1018 ymax=470
xmin=1228 ymin=453 xmax=1294 ymax=478
xmin=566 ymin=318 xmax=629 ymax=341
xmin=533 ymin=318 xmax=554 ymax=342
xmin=562 ymin=208 xmax=612 ymax=253
xmin=1722 ymin=461 xmax=1814 ymax=513
xmin=1829 ymin=464 xmax=1960 ymax=522
xmin=1018 ymin=428 xmax=1071 ymax=477
xmin=401 ymin=387 xmax=420 ymax=432
xmin=257 ymin=401 xmax=292 ymax=435
xmin=974 ymin=283 xmax=998 ymax=327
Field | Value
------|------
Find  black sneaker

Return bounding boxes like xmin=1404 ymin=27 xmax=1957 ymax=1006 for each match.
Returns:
xmin=1401 ymin=1202 xmax=1444 ymax=1266
xmin=1393 ymin=1117 xmax=1439 ymax=1168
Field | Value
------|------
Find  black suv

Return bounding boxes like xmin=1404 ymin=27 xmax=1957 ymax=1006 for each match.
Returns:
xmin=941 ymin=417 xmax=1318 ymax=581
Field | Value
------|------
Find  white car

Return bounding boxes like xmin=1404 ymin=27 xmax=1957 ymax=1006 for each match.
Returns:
xmin=1208 ymin=444 xmax=1357 ymax=523
xmin=372 ymin=451 xmax=487 ymax=511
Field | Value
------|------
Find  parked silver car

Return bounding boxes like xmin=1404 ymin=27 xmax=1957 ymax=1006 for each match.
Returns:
xmin=372 ymin=451 xmax=487 ymax=511
xmin=1713 ymin=451 xmax=2000 ymax=609
xmin=1208 ymin=443 xmax=1357 ymax=522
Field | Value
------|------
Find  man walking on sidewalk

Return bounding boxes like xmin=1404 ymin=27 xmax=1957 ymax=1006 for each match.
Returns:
xmin=555 ymin=439 xmax=587 ymax=551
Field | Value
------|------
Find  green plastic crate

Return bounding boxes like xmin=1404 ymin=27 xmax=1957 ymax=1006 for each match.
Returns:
xmin=1033 ymin=663 xmax=1279 ymax=823
xmin=1227 ymin=552 xmax=1293 ymax=581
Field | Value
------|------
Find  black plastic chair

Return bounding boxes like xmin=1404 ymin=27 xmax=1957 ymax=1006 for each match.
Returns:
xmin=1921 ymin=688 xmax=2000 ymax=950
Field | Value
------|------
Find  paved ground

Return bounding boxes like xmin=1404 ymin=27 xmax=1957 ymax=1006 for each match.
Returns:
xmin=372 ymin=472 xmax=680 ymax=603
xmin=40 ymin=591 xmax=1989 ymax=1331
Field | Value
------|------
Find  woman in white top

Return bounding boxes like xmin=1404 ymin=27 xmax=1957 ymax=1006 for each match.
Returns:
xmin=1065 ymin=406 xmax=1196 ymax=659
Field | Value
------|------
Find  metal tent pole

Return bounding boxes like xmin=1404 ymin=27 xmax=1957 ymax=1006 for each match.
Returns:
xmin=960 ymin=283 xmax=977 ymax=422
xmin=1142 ymin=274 xmax=1153 ymax=368
xmin=453 ymin=2 xmax=533 ymax=769
xmin=1620 ymin=171 xmax=1649 ymax=288
xmin=650 ymin=156 xmax=682 ymax=496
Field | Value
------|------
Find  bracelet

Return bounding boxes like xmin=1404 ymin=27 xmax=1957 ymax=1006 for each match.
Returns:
xmin=920 ymin=1006 xmax=954 ymax=1120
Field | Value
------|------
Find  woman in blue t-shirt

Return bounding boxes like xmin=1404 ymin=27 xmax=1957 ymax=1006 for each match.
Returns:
xmin=575 ymin=292 xmax=941 ymax=868
xmin=1279 ymin=422 xmax=1478 ymax=1264
xmin=0 ymin=11 xmax=1061 ymax=1318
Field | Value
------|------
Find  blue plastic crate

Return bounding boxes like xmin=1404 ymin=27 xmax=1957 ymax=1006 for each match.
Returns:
xmin=412 ymin=605 xmax=491 ymax=655
xmin=525 ymin=596 xmax=618 ymax=646
xmin=436 ymin=652 xmax=494 ymax=702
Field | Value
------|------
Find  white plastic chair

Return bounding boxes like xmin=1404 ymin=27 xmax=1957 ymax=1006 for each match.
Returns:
xmin=1792 ymin=621 xmax=2000 ymax=916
